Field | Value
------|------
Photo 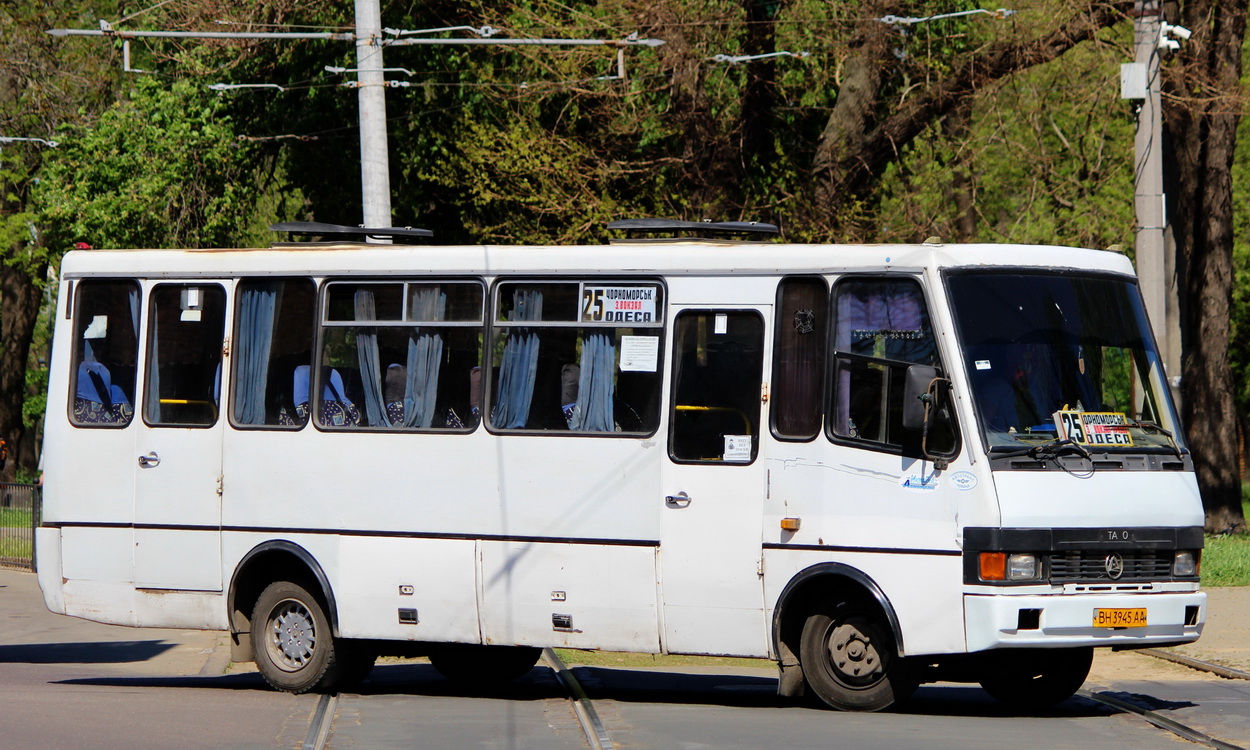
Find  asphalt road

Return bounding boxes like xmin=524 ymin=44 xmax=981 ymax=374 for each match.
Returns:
xmin=2 ymin=567 xmax=1248 ymax=750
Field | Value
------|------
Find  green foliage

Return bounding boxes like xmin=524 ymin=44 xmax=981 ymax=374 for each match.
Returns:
xmin=877 ymin=29 xmax=1135 ymax=248
xmin=35 ymin=77 xmax=261 ymax=250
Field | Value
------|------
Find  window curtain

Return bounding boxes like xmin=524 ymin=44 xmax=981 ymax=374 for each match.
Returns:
xmin=404 ymin=289 xmax=447 ymax=428
xmin=144 ymin=310 xmax=161 ymax=424
xmin=492 ymin=290 xmax=542 ymax=428
xmin=354 ymin=290 xmax=386 ymax=426
xmin=234 ymin=282 xmax=280 ymax=425
xmin=568 ymin=333 xmax=615 ymax=431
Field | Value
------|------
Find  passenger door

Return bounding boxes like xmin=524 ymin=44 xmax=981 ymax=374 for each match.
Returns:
xmin=132 ymin=281 xmax=229 ymax=591
xmin=659 ymin=307 xmax=771 ymax=656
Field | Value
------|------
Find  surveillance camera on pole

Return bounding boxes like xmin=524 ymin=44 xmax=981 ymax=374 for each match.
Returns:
xmin=1159 ymin=22 xmax=1191 ymax=51
xmin=1162 ymin=22 xmax=1192 ymax=40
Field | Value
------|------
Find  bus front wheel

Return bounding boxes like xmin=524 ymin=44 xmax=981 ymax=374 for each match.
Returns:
xmin=252 ymin=580 xmax=344 ymax=694
xmin=978 ymin=647 xmax=1093 ymax=710
xmin=799 ymin=601 xmax=916 ymax=711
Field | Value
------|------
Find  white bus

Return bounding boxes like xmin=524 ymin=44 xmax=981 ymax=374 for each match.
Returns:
xmin=37 ymin=221 xmax=1205 ymax=711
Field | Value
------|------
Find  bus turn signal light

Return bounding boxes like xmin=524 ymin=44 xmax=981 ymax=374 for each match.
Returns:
xmin=979 ymin=552 xmax=1007 ymax=581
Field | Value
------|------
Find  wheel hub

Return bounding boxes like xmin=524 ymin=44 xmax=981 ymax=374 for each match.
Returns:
xmin=828 ymin=621 xmax=884 ymax=682
xmin=270 ymin=600 xmax=316 ymax=671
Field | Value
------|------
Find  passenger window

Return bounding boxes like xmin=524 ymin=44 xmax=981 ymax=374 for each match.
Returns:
xmin=69 ymin=280 xmax=140 ymax=428
xmin=231 ymin=278 xmax=316 ymax=429
xmin=772 ymin=277 xmax=828 ymax=440
xmin=830 ymin=278 xmax=955 ymax=453
xmin=143 ymin=284 xmax=227 ymax=426
xmin=489 ymin=281 xmax=663 ymax=434
xmin=318 ymin=280 xmax=484 ymax=430
xmin=670 ymin=311 xmax=765 ymax=463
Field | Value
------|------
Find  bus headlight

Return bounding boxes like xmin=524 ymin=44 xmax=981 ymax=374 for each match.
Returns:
xmin=979 ymin=552 xmax=1042 ymax=581
xmin=1173 ymin=550 xmax=1199 ymax=577
xmin=1006 ymin=553 xmax=1040 ymax=581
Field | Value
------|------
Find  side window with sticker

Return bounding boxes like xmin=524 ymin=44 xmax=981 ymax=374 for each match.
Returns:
xmin=829 ymin=278 xmax=955 ymax=455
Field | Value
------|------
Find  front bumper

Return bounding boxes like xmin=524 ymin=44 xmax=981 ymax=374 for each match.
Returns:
xmin=965 ymin=589 xmax=1205 ymax=651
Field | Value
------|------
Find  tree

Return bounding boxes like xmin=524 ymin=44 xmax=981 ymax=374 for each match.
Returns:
xmin=1162 ymin=0 xmax=1248 ymax=532
xmin=0 ymin=1 xmax=117 ymax=481
xmin=37 ymin=76 xmax=272 ymax=250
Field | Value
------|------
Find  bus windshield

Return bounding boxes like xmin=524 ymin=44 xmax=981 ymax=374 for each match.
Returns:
xmin=946 ymin=270 xmax=1185 ymax=455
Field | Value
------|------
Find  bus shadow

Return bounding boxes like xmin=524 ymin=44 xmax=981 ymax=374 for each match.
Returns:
xmin=55 ymin=672 xmax=268 ymax=690
xmin=0 ymin=640 xmax=175 ymax=665
xmin=49 ymin=662 xmax=1166 ymax=722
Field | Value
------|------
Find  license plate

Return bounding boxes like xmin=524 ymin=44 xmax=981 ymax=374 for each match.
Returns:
xmin=1093 ymin=608 xmax=1148 ymax=628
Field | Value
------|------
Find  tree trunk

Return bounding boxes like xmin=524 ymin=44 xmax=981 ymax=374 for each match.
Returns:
xmin=0 ymin=260 xmax=46 ymax=482
xmin=1163 ymin=0 xmax=1248 ymax=533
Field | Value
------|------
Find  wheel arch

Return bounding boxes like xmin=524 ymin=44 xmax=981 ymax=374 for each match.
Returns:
xmin=227 ymin=541 xmax=340 ymax=655
xmin=771 ymin=563 xmax=907 ymax=697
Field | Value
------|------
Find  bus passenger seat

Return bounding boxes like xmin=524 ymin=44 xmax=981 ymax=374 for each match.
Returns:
xmin=384 ymin=363 xmax=406 ymax=426
xmin=319 ymin=367 xmax=361 ymax=427
xmin=74 ymin=361 xmax=125 ymax=424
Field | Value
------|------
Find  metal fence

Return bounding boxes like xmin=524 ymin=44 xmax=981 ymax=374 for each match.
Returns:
xmin=0 ymin=483 xmax=41 ymax=571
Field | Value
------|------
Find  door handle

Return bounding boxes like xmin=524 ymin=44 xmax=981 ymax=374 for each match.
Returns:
xmin=138 ymin=451 xmax=161 ymax=468
xmin=665 ymin=491 xmax=691 ymax=507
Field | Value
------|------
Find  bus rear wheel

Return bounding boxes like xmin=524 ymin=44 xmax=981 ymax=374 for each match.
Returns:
xmin=799 ymin=601 xmax=916 ymax=712
xmin=252 ymin=580 xmax=344 ymax=694
xmin=428 ymin=644 xmax=542 ymax=685
xmin=978 ymin=647 xmax=1092 ymax=710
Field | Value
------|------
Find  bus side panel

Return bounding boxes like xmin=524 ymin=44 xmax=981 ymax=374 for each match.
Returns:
xmin=479 ymin=541 xmax=661 ymax=653
xmin=763 ymin=548 xmax=966 ymax=658
xmin=132 ymin=590 xmax=226 ymax=630
xmin=35 ymin=528 xmax=65 ymax=613
xmin=335 ymin=536 xmax=479 ymax=642
xmin=62 ymin=526 xmax=132 ymax=585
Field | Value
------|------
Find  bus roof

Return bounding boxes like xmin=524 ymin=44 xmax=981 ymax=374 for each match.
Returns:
xmin=58 ymin=241 xmax=1137 ymax=280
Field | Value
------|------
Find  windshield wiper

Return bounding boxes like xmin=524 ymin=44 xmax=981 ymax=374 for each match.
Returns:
xmin=990 ymin=438 xmax=1092 ymax=462
xmin=1128 ymin=420 xmax=1184 ymax=460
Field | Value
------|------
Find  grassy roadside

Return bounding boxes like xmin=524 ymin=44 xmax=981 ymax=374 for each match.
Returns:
xmin=1201 ymin=495 xmax=1250 ymax=586
xmin=0 ymin=508 xmax=33 ymax=561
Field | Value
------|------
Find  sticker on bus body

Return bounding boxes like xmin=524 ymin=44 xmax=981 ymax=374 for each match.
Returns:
xmin=949 ymin=471 xmax=978 ymax=490
xmin=900 ymin=474 xmax=939 ymax=491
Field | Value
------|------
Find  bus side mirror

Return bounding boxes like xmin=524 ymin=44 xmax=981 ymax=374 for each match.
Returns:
xmin=902 ymin=365 xmax=939 ymax=431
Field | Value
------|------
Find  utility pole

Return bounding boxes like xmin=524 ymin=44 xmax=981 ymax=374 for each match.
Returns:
xmin=1126 ymin=1 xmax=1186 ymax=389
xmin=354 ymin=0 xmax=391 ymax=230
xmin=48 ymin=6 xmax=662 ymax=233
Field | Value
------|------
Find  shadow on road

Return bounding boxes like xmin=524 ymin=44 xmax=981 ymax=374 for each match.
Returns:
xmin=41 ymin=659 xmax=1174 ymax=726
xmin=0 ymin=640 xmax=175 ymax=665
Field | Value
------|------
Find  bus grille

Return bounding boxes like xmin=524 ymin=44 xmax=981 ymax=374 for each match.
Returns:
xmin=1048 ymin=551 xmax=1173 ymax=582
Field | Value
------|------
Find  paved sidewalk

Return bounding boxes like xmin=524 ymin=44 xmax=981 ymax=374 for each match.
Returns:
xmin=0 ymin=567 xmax=227 ymax=678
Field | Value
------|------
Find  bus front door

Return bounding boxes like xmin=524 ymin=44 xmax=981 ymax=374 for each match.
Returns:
xmin=132 ymin=282 xmax=229 ymax=592
xmin=660 ymin=307 xmax=770 ymax=657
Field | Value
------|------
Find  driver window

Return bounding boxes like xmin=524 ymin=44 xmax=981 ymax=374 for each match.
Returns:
xmin=830 ymin=278 xmax=954 ymax=453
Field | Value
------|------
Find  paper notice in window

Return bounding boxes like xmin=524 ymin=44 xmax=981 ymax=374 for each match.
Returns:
xmin=724 ymin=435 xmax=752 ymax=462
xmin=620 ymin=335 xmax=659 ymax=372
xmin=83 ymin=315 xmax=108 ymax=340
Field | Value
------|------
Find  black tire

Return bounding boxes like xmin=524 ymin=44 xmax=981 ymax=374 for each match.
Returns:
xmin=978 ymin=647 xmax=1093 ymax=710
xmin=799 ymin=601 xmax=916 ymax=711
xmin=428 ymin=644 xmax=542 ymax=685
xmin=251 ymin=580 xmax=344 ymax=694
